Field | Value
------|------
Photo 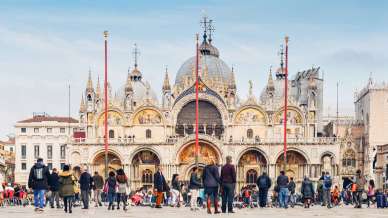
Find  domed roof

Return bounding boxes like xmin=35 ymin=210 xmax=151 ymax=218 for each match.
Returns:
xmin=174 ymin=51 xmax=234 ymax=89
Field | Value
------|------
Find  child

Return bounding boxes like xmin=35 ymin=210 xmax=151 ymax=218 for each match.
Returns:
xmin=331 ymin=185 xmax=340 ymax=206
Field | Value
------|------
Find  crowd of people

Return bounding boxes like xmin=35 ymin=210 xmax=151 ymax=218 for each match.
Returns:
xmin=1 ymin=157 xmax=388 ymax=214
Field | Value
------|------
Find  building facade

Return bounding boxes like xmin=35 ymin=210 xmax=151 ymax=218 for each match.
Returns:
xmin=14 ymin=113 xmax=78 ymax=184
xmin=0 ymin=136 xmax=16 ymax=183
xmin=67 ymin=19 xmax=342 ymax=190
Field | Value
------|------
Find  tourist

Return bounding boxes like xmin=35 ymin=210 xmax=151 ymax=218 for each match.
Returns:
xmin=354 ymin=169 xmax=366 ymax=208
xmin=116 ymin=168 xmax=129 ymax=211
xmin=203 ymin=160 xmax=221 ymax=214
xmin=153 ymin=165 xmax=169 ymax=208
xmin=300 ymin=176 xmax=314 ymax=208
xmin=106 ymin=171 xmax=117 ymax=210
xmin=92 ymin=171 xmax=104 ymax=207
xmin=256 ymin=171 xmax=271 ymax=208
xmin=28 ymin=157 xmax=50 ymax=212
xmin=317 ymin=172 xmax=325 ymax=204
xmin=220 ymin=156 xmax=236 ymax=213
xmin=322 ymin=171 xmax=332 ymax=208
xmin=48 ymin=168 xmax=60 ymax=208
xmin=189 ymin=166 xmax=202 ymax=211
xmin=0 ymin=183 xmax=4 ymax=207
xmin=58 ymin=164 xmax=77 ymax=214
xmin=79 ymin=166 xmax=93 ymax=209
xmin=367 ymin=179 xmax=375 ymax=208
xmin=288 ymin=177 xmax=296 ymax=208
xmin=276 ymin=170 xmax=289 ymax=209
xmin=332 ymin=185 xmax=340 ymax=206
xmin=170 ymin=174 xmax=182 ymax=207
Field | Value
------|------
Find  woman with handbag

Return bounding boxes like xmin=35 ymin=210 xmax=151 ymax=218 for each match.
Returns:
xmin=116 ymin=169 xmax=129 ymax=211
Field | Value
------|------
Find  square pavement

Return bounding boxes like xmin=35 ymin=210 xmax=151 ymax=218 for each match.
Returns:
xmin=0 ymin=205 xmax=387 ymax=218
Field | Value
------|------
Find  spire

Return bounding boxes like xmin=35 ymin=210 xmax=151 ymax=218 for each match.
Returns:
xmin=276 ymin=45 xmax=285 ymax=79
xmin=96 ymin=75 xmax=101 ymax=98
xmin=228 ymin=66 xmax=236 ymax=89
xmin=162 ymin=67 xmax=171 ymax=91
xmin=248 ymin=80 xmax=253 ymax=96
xmin=86 ymin=68 xmax=94 ymax=92
xmin=208 ymin=19 xmax=215 ymax=44
xmin=267 ymin=66 xmax=275 ymax=91
xmin=79 ymin=95 xmax=86 ymax=113
xmin=200 ymin=14 xmax=209 ymax=43
xmin=129 ymin=43 xmax=142 ymax=81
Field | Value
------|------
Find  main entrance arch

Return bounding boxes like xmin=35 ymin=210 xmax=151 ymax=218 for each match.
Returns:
xmin=130 ymin=149 xmax=161 ymax=189
xmin=237 ymin=149 xmax=268 ymax=187
xmin=177 ymin=140 xmax=221 ymax=180
xmin=276 ymin=150 xmax=308 ymax=181
xmin=91 ymin=151 xmax=122 ymax=179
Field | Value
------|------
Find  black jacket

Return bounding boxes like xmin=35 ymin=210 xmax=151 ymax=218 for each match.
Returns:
xmin=49 ymin=172 xmax=60 ymax=191
xmin=276 ymin=175 xmax=289 ymax=189
xmin=256 ymin=174 xmax=272 ymax=190
xmin=154 ymin=171 xmax=168 ymax=192
xmin=288 ymin=181 xmax=296 ymax=194
xmin=301 ymin=179 xmax=314 ymax=199
xmin=189 ymin=172 xmax=202 ymax=190
xmin=79 ymin=172 xmax=93 ymax=190
xmin=203 ymin=164 xmax=220 ymax=188
xmin=28 ymin=162 xmax=50 ymax=190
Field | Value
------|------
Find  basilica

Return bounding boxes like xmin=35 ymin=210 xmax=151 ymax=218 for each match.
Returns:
xmin=70 ymin=19 xmax=342 ymax=190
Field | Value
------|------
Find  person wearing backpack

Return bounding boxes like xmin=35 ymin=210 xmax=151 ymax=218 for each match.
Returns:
xmin=322 ymin=171 xmax=332 ymax=208
xmin=256 ymin=172 xmax=271 ymax=208
xmin=28 ymin=158 xmax=50 ymax=212
xmin=58 ymin=165 xmax=77 ymax=214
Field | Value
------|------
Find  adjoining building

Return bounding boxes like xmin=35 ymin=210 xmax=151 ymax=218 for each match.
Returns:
xmin=14 ymin=113 xmax=78 ymax=183
xmin=0 ymin=136 xmax=15 ymax=183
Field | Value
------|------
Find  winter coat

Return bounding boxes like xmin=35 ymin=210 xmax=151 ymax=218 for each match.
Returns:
xmin=154 ymin=171 xmax=169 ymax=192
xmin=203 ymin=164 xmax=220 ymax=188
xmin=276 ymin=175 xmax=289 ymax=189
xmin=189 ymin=172 xmax=202 ymax=190
xmin=323 ymin=175 xmax=332 ymax=190
xmin=106 ymin=176 xmax=117 ymax=194
xmin=28 ymin=162 xmax=50 ymax=190
xmin=49 ymin=172 xmax=60 ymax=191
xmin=220 ymin=164 xmax=236 ymax=184
xmin=172 ymin=179 xmax=181 ymax=191
xmin=256 ymin=174 xmax=272 ymax=190
xmin=58 ymin=171 xmax=76 ymax=197
xmin=288 ymin=181 xmax=296 ymax=194
xmin=92 ymin=175 xmax=104 ymax=190
xmin=301 ymin=179 xmax=314 ymax=199
xmin=79 ymin=172 xmax=93 ymax=191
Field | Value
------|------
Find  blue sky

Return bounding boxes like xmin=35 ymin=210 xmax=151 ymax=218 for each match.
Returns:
xmin=1 ymin=0 xmax=388 ymax=139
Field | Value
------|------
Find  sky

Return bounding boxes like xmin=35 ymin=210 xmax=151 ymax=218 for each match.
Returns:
xmin=1 ymin=0 xmax=388 ymax=139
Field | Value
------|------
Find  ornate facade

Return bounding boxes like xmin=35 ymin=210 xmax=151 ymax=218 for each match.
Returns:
xmin=70 ymin=18 xmax=340 ymax=189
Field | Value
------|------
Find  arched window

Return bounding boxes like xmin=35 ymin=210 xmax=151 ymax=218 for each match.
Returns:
xmin=247 ymin=129 xmax=253 ymax=139
xmin=342 ymin=149 xmax=356 ymax=167
xmin=246 ymin=169 xmax=258 ymax=184
xmin=87 ymin=94 xmax=92 ymax=101
xmin=109 ymin=130 xmax=114 ymax=138
xmin=142 ymin=169 xmax=153 ymax=184
xmin=146 ymin=129 xmax=151 ymax=139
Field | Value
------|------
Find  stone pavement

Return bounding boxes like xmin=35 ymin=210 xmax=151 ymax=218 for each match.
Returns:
xmin=0 ymin=206 xmax=387 ymax=218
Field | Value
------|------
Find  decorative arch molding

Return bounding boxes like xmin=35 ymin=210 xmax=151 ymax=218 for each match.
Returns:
xmin=95 ymin=108 xmax=125 ymax=127
xmin=129 ymin=146 xmax=162 ymax=164
xmin=320 ymin=151 xmax=337 ymax=164
xmin=175 ymin=137 xmax=223 ymax=165
xmin=233 ymin=105 xmax=269 ymax=125
xmin=171 ymin=92 xmax=229 ymax=126
xmin=88 ymin=148 xmax=124 ymax=164
xmin=236 ymin=147 xmax=270 ymax=166
xmin=273 ymin=147 xmax=311 ymax=165
xmin=273 ymin=106 xmax=305 ymax=125
xmin=129 ymin=106 xmax=166 ymax=126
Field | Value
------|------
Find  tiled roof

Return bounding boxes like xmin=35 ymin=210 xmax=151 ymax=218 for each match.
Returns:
xmin=0 ymin=138 xmax=15 ymax=145
xmin=17 ymin=116 xmax=78 ymax=123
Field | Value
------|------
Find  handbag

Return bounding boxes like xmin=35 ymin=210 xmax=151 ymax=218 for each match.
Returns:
xmin=103 ymin=182 xmax=108 ymax=193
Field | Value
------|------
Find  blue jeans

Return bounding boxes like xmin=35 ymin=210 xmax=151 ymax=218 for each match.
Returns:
xmin=278 ymin=188 xmax=288 ymax=208
xmin=34 ymin=189 xmax=46 ymax=208
xmin=107 ymin=192 xmax=116 ymax=205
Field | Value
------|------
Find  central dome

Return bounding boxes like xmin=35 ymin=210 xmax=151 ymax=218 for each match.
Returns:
xmin=174 ymin=42 xmax=234 ymax=90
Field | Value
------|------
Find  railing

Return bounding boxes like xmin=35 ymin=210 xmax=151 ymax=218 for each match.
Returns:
xmin=70 ymin=135 xmax=338 ymax=145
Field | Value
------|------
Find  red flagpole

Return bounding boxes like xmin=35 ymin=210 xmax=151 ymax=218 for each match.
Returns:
xmin=283 ymin=36 xmax=289 ymax=169
xmin=103 ymin=31 xmax=109 ymax=178
xmin=195 ymin=34 xmax=199 ymax=167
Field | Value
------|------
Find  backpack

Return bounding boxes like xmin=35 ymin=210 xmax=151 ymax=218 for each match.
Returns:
xmin=33 ymin=167 xmax=44 ymax=180
xmin=258 ymin=177 xmax=268 ymax=188
xmin=323 ymin=177 xmax=332 ymax=189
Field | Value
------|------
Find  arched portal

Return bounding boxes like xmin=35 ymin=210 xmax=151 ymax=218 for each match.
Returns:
xmin=176 ymin=100 xmax=223 ymax=138
xmin=91 ymin=152 xmax=122 ymax=179
xmin=178 ymin=141 xmax=221 ymax=181
xmin=276 ymin=150 xmax=307 ymax=181
xmin=237 ymin=149 xmax=268 ymax=187
xmin=131 ymin=150 xmax=161 ymax=189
